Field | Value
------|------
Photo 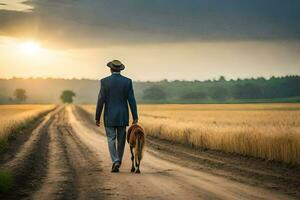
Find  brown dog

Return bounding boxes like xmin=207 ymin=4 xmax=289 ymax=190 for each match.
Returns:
xmin=127 ymin=124 xmax=145 ymax=173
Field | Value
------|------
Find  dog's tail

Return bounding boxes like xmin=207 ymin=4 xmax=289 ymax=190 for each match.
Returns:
xmin=135 ymin=134 xmax=145 ymax=161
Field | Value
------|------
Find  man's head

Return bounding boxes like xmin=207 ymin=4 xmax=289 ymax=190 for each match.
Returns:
xmin=107 ymin=60 xmax=125 ymax=73
xmin=110 ymin=68 xmax=120 ymax=73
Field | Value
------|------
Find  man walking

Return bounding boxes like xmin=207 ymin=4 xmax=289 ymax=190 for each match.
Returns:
xmin=95 ymin=60 xmax=138 ymax=173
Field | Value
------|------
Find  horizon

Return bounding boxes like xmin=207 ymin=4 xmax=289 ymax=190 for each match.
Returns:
xmin=1 ymin=74 xmax=299 ymax=82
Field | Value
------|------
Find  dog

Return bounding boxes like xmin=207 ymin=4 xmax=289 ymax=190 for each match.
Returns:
xmin=127 ymin=124 xmax=145 ymax=173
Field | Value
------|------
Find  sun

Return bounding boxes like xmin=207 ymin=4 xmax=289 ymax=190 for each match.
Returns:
xmin=18 ymin=41 xmax=41 ymax=55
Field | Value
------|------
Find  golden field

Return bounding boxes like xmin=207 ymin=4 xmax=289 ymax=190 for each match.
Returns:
xmin=81 ymin=104 xmax=300 ymax=165
xmin=0 ymin=105 xmax=55 ymax=147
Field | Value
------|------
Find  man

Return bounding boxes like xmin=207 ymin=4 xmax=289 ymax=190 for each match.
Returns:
xmin=95 ymin=60 xmax=138 ymax=173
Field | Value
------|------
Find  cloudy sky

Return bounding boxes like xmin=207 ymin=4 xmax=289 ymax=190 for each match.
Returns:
xmin=0 ymin=0 xmax=299 ymax=80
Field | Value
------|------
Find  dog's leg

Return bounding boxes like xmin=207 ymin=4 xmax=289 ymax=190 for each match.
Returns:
xmin=135 ymin=162 xmax=140 ymax=173
xmin=130 ymin=147 xmax=135 ymax=172
xmin=135 ymin=157 xmax=140 ymax=173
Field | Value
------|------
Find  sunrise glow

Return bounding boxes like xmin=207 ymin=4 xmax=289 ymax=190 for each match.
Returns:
xmin=18 ymin=41 xmax=41 ymax=55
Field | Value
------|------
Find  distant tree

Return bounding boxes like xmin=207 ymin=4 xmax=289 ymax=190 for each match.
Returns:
xmin=60 ymin=90 xmax=76 ymax=103
xmin=142 ymin=86 xmax=166 ymax=100
xmin=160 ymin=79 xmax=169 ymax=83
xmin=256 ymin=77 xmax=266 ymax=82
xmin=13 ymin=88 xmax=27 ymax=103
xmin=218 ymin=76 xmax=226 ymax=82
xmin=210 ymin=86 xmax=228 ymax=101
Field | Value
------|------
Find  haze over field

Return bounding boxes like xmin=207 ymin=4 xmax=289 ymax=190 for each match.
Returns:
xmin=0 ymin=0 xmax=300 ymax=80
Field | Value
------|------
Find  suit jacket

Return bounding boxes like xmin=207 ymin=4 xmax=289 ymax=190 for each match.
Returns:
xmin=95 ymin=73 xmax=138 ymax=127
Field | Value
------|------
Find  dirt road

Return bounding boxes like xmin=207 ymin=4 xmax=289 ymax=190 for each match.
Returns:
xmin=0 ymin=105 xmax=299 ymax=200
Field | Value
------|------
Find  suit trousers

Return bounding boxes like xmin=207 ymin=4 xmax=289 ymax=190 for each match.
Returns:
xmin=104 ymin=126 xmax=126 ymax=164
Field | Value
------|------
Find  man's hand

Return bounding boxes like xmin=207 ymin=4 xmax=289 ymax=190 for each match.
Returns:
xmin=132 ymin=119 xmax=138 ymax=124
xmin=96 ymin=120 xmax=100 ymax=127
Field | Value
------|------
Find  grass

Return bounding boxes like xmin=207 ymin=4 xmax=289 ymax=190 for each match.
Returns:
xmin=0 ymin=104 xmax=55 ymax=152
xmin=0 ymin=170 xmax=13 ymax=193
xmin=81 ymin=103 xmax=300 ymax=165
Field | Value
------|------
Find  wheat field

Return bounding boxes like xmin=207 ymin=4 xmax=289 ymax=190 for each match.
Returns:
xmin=0 ymin=105 xmax=55 ymax=148
xmin=81 ymin=104 xmax=300 ymax=165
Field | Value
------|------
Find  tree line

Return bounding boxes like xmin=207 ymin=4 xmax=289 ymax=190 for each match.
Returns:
xmin=0 ymin=75 xmax=299 ymax=104
xmin=140 ymin=75 xmax=300 ymax=103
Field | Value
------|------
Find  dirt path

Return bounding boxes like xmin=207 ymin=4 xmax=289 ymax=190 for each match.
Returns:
xmin=0 ymin=105 xmax=298 ymax=200
xmin=32 ymin=106 xmax=104 ymax=200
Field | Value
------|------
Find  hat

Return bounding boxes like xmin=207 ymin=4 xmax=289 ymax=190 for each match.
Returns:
xmin=107 ymin=60 xmax=125 ymax=71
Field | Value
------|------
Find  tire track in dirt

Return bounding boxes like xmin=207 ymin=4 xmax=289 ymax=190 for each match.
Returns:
xmin=0 ymin=107 xmax=57 ymax=164
xmin=32 ymin=108 xmax=77 ymax=200
xmin=0 ymin=106 xmax=63 ymax=199
xmin=32 ymin=106 xmax=105 ymax=200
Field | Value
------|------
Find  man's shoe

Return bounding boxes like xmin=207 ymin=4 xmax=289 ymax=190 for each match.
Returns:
xmin=111 ymin=165 xmax=119 ymax=173
xmin=111 ymin=163 xmax=120 ymax=173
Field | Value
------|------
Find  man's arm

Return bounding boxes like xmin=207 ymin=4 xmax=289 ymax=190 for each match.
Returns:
xmin=128 ymin=80 xmax=138 ymax=123
xmin=95 ymin=80 xmax=105 ymax=126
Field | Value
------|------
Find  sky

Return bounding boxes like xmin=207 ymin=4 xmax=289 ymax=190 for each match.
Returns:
xmin=0 ymin=0 xmax=299 ymax=81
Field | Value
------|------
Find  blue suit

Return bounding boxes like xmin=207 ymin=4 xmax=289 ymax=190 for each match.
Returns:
xmin=95 ymin=72 xmax=138 ymax=165
xmin=95 ymin=73 xmax=138 ymax=126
